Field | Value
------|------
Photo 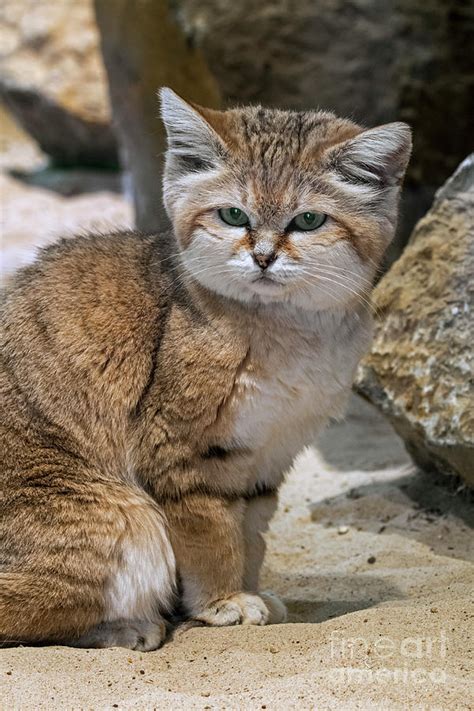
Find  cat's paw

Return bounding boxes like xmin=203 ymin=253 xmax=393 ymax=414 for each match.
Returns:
xmin=194 ymin=591 xmax=286 ymax=627
xmin=70 ymin=619 xmax=167 ymax=651
xmin=259 ymin=590 xmax=287 ymax=624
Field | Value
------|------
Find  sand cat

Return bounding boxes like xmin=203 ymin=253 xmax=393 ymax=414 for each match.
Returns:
xmin=0 ymin=88 xmax=411 ymax=650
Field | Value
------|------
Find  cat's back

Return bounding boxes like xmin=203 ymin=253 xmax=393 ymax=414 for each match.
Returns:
xmin=2 ymin=230 xmax=180 ymax=360
xmin=2 ymin=230 xmax=171 ymax=337
xmin=1 ymin=231 xmax=176 ymax=465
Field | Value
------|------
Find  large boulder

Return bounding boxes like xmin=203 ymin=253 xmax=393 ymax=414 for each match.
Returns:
xmin=356 ymin=156 xmax=474 ymax=486
xmin=0 ymin=0 xmax=118 ymax=166
xmin=178 ymin=0 xmax=473 ymax=185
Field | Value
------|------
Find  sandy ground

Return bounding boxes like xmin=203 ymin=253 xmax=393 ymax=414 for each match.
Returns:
xmin=1 ymin=114 xmax=473 ymax=710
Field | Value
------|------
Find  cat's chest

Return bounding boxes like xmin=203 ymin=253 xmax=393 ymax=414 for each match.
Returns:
xmin=223 ymin=323 xmax=351 ymax=453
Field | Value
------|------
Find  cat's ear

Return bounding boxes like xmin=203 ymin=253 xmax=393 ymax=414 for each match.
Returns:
xmin=329 ymin=122 xmax=412 ymax=188
xmin=159 ymin=87 xmax=226 ymax=175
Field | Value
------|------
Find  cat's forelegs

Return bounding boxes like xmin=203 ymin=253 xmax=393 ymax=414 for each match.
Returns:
xmin=242 ymin=492 xmax=287 ymax=622
xmin=242 ymin=492 xmax=279 ymax=590
xmin=164 ymin=495 xmax=285 ymax=626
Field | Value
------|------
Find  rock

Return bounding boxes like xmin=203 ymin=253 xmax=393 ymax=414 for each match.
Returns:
xmin=0 ymin=103 xmax=46 ymax=173
xmin=0 ymin=0 xmax=118 ymax=167
xmin=356 ymin=155 xmax=474 ymax=486
xmin=178 ymin=0 xmax=472 ymax=189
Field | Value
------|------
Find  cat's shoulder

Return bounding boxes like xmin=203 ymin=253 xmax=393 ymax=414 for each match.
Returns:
xmin=13 ymin=230 xmax=164 ymax=282
xmin=5 ymin=229 xmax=177 ymax=300
xmin=2 ymin=230 xmax=178 ymax=342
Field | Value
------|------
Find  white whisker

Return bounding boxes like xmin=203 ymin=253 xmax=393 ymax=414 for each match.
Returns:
xmin=297 ymin=270 xmax=377 ymax=317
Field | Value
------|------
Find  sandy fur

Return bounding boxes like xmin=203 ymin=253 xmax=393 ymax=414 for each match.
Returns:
xmin=0 ymin=90 xmax=410 ymax=648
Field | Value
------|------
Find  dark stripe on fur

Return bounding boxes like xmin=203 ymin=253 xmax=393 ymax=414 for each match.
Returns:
xmin=201 ymin=444 xmax=231 ymax=460
xmin=243 ymin=482 xmax=278 ymax=500
xmin=154 ymin=478 xmax=277 ymax=505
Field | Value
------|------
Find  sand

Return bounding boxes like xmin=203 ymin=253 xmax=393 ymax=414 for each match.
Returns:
xmin=1 ymin=114 xmax=473 ymax=710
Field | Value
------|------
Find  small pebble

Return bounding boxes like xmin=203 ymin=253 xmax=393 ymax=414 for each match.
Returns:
xmin=338 ymin=525 xmax=349 ymax=535
xmin=367 ymin=556 xmax=376 ymax=564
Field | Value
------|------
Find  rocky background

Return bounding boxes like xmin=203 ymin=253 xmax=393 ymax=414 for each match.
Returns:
xmin=0 ymin=0 xmax=116 ymax=166
xmin=1 ymin=0 xmax=473 ymax=254
xmin=356 ymin=155 xmax=473 ymax=487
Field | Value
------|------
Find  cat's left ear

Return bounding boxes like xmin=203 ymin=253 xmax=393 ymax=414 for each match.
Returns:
xmin=159 ymin=87 xmax=227 ymax=175
xmin=329 ymin=122 xmax=412 ymax=188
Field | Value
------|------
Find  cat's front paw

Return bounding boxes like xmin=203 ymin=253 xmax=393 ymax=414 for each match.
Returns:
xmin=259 ymin=590 xmax=287 ymax=624
xmin=194 ymin=591 xmax=286 ymax=627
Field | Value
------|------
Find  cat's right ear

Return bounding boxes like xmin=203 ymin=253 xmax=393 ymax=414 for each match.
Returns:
xmin=159 ymin=87 xmax=226 ymax=177
xmin=328 ymin=122 xmax=412 ymax=189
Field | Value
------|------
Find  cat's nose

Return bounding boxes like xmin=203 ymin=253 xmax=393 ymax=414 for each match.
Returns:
xmin=252 ymin=250 xmax=277 ymax=270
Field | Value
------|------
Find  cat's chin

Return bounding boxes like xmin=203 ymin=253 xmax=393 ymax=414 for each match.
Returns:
xmin=193 ymin=273 xmax=348 ymax=312
xmin=248 ymin=275 xmax=286 ymax=296
xmin=238 ymin=277 xmax=294 ymax=306
xmin=194 ymin=272 xmax=290 ymax=305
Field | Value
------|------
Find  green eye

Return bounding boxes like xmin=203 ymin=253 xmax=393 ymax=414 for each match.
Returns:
xmin=290 ymin=212 xmax=326 ymax=231
xmin=218 ymin=207 xmax=250 ymax=227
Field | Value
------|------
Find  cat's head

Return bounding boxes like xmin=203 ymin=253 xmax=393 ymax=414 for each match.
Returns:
xmin=160 ymin=87 xmax=411 ymax=311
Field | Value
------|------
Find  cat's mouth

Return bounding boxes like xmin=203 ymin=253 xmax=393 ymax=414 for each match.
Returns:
xmin=249 ymin=273 xmax=286 ymax=296
xmin=252 ymin=274 xmax=282 ymax=286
